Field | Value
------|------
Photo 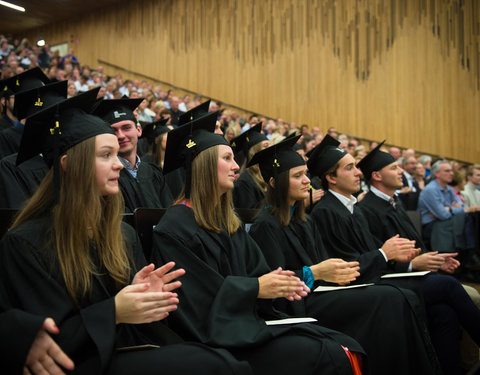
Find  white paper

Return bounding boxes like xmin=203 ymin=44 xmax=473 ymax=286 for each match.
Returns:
xmin=381 ymin=271 xmax=430 ymax=279
xmin=314 ymin=283 xmax=374 ymax=292
xmin=265 ymin=317 xmax=318 ymax=326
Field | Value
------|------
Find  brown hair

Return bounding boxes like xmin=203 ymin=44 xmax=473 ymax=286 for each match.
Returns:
xmin=177 ymin=145 xmax=241 ymax=234
xmin=246 ymin=142 xmax=268 ymax=193
xmin=320 ymin=161 xmax=341 ymax=191
xmin=466 ymin=164 xmax=480 ymax=177
xmin=12 ymin=137 xmax=130 ymax=306
xmin=265 ymin=169 xmax=306 ymax=226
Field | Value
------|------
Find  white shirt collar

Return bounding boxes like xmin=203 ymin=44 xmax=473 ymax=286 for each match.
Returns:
xmin=370 ymin=185 xmax=394 ymax=202
xmin=329 ymin=189 xmax=357 ymax=214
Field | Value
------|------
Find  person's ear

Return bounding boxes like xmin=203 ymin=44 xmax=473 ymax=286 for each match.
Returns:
xmin=325 ymin=173 xmax=336 ymax=186
xmin=60 ymin=154 xmax=67 ymax=171
xmin=268 ymin=177 xmax=275 ymax=189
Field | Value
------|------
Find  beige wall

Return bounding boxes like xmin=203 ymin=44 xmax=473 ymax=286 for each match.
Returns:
xmin=24 ymin=0 xmax=480 ymax=163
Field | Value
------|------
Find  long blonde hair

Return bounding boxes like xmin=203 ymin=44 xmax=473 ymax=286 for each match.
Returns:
xmin=178 ymin=145 xmax=240 ymax=234
xmin=12 ymin=137 xmax=130 ymax=306
xmin=246 ymin=142 xmax=268 ymax=193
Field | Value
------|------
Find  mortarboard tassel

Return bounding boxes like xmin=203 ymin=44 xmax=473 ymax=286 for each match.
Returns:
xmin=51 ymin=110 xmax=61 ymax=204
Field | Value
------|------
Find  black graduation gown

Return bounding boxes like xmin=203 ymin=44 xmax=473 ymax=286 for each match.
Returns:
xmin=0 ymin=126 xmax=22 ymax=158
xmin=310 ymin=191 xmax=390 ymax=283
xmin=0 ymin=218 xmax=252 ymax=375
xmin=152 ymin=204 xmax=363 ymax=375
xmin=164 ymin=167 xmax=186 ymax=201
xmin=0 ymin=153 xmax=49 ymax=209
xmin=0 ymin=308 xmax=44 ymax=373
xmin=0 ymin=115 xmax=12 ymax=131
xmin=119 ymin=161 xmax=174 ymax=213
xmin=232 ymin=171 xmax=264 ymax=209
xmin=357 ymin=191 xmax=426 ymax=272
xmin=249 ymin=210 xmax=438 ymax=375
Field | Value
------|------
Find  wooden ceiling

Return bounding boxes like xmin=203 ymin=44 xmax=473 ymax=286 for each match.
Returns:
xmin=0 ymin=0 xmax=123 ymax=35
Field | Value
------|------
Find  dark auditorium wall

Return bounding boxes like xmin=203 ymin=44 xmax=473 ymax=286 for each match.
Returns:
xmin=23 ymin=0 xmax=480 ymax=163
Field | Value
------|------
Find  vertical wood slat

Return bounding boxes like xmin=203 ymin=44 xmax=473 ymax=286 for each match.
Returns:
xmin=22 ymin=0 xmax=480 ymax=163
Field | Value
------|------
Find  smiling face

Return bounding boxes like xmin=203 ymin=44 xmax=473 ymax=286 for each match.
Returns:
xmin=288 ymin=165 xmax=310 ymax=205
xmin=326 ymin=154 xmax=361 ymax=196
xmin=95 ymin=133 xmax=124 ymax=196
xmin=110 ymin=120 xmax=141 ymax=158
xmin=217 ymin=144 xmax=239 ymax=195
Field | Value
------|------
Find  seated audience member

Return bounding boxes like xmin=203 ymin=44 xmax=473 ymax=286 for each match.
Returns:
xmin=418 ymin=160 xmax=480 ymax=252
xmin=451 ymin=170 xmax=467 ymax=203
xmin=168 ymin=96 xmax=185 ymax=126
xmin=419 ymin=154 xmax=432 ymax=179
xmin=247 ymin=136 xmax=439 ymax=375
xmin=414 ymin=161 xmax=427 ymax=191
xmin=358 ymin=143 xmax=479 ymax=372
xmin=308 ymin=136 xmax=480 ymax=375
xmin=231 ymin=123 xmax=270 ymax=209
xmin=389 ymin=146 xmax=401 ymax=160
xmin=398 ymin=155 xmax=420 ymax=210
xmin=0 ymin=80 xmax=67 ymax=208
xmin=0 ymin=92 xmax=250 ymax=375
xmin=0 ymin=68 xmax=50 ymax=157
xmin=92 ymin=98 xmax=173 ymax=212
xmin=152 ymin=112 xmax=365 ymax=375
xmin=140 ymin=118 xmax=171 ymax=167
xmin=462 ymin=164 xmax=480 ymax=209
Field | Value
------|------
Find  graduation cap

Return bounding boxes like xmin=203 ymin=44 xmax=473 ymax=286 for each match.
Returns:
xmin=163 ymin=110 xmax=229 ymax=198
xmin=17 ymin=87 xmax=113 ymax=202
xmin=356 ymin=141 xmax=394 ymax=181
xmin=247 ymin=135 xmax=304 ymax=183
xmin=17 ymin=87 xmax=110 ymax=166
xmin=141 ymin=118 xmax=170 ymax=143
xmin=91 ymin=97 xmax=143 ymax=125
xmin=13 ymin=80 xmax=68 ymax=120
xmin=1 ymin=67 xmax=49 ymax=96
xmin=306 ymin=134 xmax=347 ymax=178
xmin=178 ymin=100 xmax=210 ymax=126
xmin=230 ymin=122 xmax=267 ymax=159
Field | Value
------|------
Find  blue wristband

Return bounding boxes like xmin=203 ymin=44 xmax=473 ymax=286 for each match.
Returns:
xmin=302 ymin=266 xmax=314 ymax=289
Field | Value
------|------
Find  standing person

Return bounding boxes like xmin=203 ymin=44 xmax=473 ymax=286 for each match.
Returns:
xmin=231 ymin=123 xmax=271 ymax=209
xmin=247 ymin=136 xmax=439 ymax=375
xmin=0 ymin=92 xmax=253 ymax=375
xmin=151 ymin=112 xmax=364 ymax=375
xmin=92 ymin=98 xmax=173 ymax=212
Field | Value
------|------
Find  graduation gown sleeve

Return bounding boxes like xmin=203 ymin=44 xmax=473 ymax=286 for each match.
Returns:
xmin=310 ymin=192 xmax=388 ymax=283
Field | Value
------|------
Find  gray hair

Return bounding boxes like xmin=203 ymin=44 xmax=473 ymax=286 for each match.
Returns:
xmin=418 ymin=155 xmax=432 ymax=165
xmin=431 ymin=159 xmax=449 ymax=174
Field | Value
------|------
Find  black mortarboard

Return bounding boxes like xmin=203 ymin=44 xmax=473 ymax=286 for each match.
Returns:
xmin=178 ymin=100 xmax=211 ymax=126
xmin=91 ymin=97 xmax=143 ymax=125
xmin=163 ymin=111 xmax=229 ymax=198
xmin=17 ymin=87 xmax=114 ymax=202
xmin=13 ymin=80 xmax=68 ymax=119
xmin=247 ymin=135 xmax=304 ymax=183
xmin=1 ymin=67 xmax=49 ymax=96
xmin=230 ymin=122 xmax=267 ymax=157
xmin=356 ymin=141 xmax=394 ymax=181
xmin=306 ymin=134 xmax=347 ymax=178
xmin=141 ymin=118 xmax=169 ymax=143
xmin=17 ymin=87 xmax=112 ymax=167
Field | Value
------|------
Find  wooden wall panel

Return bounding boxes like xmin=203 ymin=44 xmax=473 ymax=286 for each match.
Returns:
xmin=22 ymin=0 xmax=480 ymax=163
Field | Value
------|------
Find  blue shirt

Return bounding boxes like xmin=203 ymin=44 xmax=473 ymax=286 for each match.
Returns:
xmin=119 ymin=155 xmax=141 ymax=178
xmin=418 ymin=180 xmax=464 ymax=225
